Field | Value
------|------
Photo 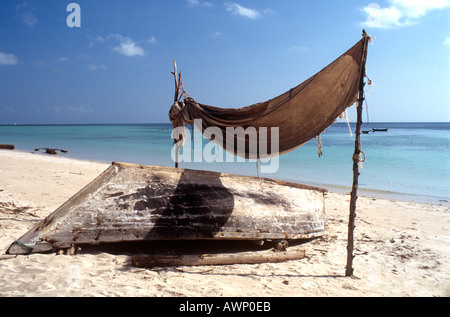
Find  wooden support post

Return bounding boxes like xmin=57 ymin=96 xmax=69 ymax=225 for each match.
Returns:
xmin=175 ymin=146 xmax=179 ymax=169
xmin=346 ymin=30 xmax=369 ymax=277
xmin=172 ymin=60 xmax=180 ymax=169
xmin=172 ymin=60 xmax=179 ymax=102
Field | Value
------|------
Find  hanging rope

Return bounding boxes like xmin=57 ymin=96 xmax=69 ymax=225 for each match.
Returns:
xmin=256 ymin=160 xmax=260 ymax=178
xmin=316 ymin=135 xmax=323 ymax=157
xmin=364 ymin=75 xmax=373 ymax=125
xmin=359 ymin=150 xmax=366 ymax=169
xmin=177 ymin=72 xmax=190 ymax=101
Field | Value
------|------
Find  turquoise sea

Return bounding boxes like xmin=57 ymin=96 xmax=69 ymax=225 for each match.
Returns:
xmin=0 ymin=122 xmax=449 ymax=205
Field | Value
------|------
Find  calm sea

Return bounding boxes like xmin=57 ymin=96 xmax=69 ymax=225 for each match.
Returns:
xmin=0 ymin=122 xmax=449 ymax=205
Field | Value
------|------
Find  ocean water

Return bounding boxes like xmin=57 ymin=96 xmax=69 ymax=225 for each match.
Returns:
xmin=0 ymin=122 xmax=449 ymax=205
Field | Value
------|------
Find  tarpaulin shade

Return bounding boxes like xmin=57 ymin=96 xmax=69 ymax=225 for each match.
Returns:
xmin=169 ymin=35 xmax=368 ymax=159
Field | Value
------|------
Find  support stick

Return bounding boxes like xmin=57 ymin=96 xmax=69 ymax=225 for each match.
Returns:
xmin=172 ymin=60 xmax=179 ymax=102
xmin=172 ymin=60 xmax=180 ymax=168
xmin=346 ymin=30 xmax=369 ymax=277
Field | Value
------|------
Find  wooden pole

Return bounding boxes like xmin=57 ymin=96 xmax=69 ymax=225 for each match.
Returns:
xmin=175 ymin=147 xmax=179 ymax=169
xmin=132 ymin=249 xmax=305 ymax=268
xmin=172 ymin=60 xmax=179 ymax=102
xmin=346 ymin=30 xmax=369 ymax=277
xmin=172 ymin=60 xmax=180 ymax=168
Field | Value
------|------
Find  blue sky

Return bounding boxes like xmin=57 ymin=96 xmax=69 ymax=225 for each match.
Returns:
xmin=0 ymin=0 xmax=449 ymax=124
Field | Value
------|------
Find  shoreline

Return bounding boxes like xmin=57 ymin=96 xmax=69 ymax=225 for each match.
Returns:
xmin=0 ymin=149 xmax=449 ymax=296
xmin=0 ymin=148 xmax=112 ymax=166
xmin=3 ymin=148 xmax=448 ymax=207
xmin=295 ymin=180 xmax=450 ymax=207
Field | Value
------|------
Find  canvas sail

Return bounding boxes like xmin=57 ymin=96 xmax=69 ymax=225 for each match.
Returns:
xmin=169 ymin=34 xmax=370 ymax=159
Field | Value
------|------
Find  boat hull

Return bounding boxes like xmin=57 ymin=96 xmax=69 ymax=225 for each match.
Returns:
xmin=7 ymin=162 xmax=326 ymax=255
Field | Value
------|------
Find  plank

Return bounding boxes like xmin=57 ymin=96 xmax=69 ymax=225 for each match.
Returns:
xmin=132 ymin=249 xmax=305 ymax=268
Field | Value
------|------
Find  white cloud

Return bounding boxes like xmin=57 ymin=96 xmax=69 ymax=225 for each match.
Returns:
xmin=0 ymin=52 xmax=19 ymax=65
xmin=15 ymin=2 xmax=38 ymax=27
xmin=362 ymin=0 xmax=450 ymax=29
xmin=147 ymin=36 xmax=157 ymax=45
xmin=87 ymin=64 xmax=107 ymax=71
xmin=209 ymin=31 xmax=222 ymax=38
xmin=53 ymin=106 xmax=94 ymax=114
xmin=20 ymin=12 xmax=38 ymax=27
xmin=113 ymin=39 xmax=146 ymax=57
xmin=32 ymin=59 xmax=65 ymax=72
xmin=16 ymin=3 xmax=28 ymax=11
xmin=286 ymin=45 xmax=309 ymax=53
xmin=0 ymin=106 xmax=16 ymax=113
xmin=443 ymin=37 xmax=450 ymax=46
xmin=88 ymin=35 xmax=105 ymax=48
xmin=108 ymin=34 xmax=146 ymax=57
xmin=77 ymin=53 xmax=92 ymax=59
xmin=224 ymin=2 xmax=261 ymax=19
xmin=89 ymin=34 xmax=155 ymax=56
xmin=263 ymin=8 xmax=277 ymax=15
xmin=186 ymin=0 xmax=213 ymax=7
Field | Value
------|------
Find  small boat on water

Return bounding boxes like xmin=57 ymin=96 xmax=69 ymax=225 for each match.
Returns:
xmin=0 ymin=144 xmax=14 ymax=150
xmin=372 ymin=128 xmax=388 ymax=132
xmin=7 ymin=162 xmax=326 ymax=255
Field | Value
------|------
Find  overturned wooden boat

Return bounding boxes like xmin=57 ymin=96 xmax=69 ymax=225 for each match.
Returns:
xmin=7 ymin=162 xmax=326 ymax=255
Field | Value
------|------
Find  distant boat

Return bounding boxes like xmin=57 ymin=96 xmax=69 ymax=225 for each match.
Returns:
xmin=362 ymin=130 xmax=371 ymax=134
xmin=372 ymin=128 xmax=388 ymax=132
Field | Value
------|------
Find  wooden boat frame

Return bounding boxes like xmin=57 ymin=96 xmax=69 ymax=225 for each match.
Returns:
xmin=7 ymin=162 xmax=327 ymax=255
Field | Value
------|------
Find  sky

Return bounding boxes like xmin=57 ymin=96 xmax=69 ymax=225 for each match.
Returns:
xmin=0 ymin=0 xmax=449 ymax=124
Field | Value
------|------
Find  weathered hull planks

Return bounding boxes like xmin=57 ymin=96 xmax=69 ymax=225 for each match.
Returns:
xmin=7 ymin=162 xmax=326 ymax=255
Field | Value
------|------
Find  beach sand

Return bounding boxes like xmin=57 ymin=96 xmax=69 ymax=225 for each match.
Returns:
xmin=0 ymin=150 xmax=449 ymax=297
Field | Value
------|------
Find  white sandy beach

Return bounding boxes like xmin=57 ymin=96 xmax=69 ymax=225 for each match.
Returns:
xmin=0 ymin=149 xmax=449 ymax=297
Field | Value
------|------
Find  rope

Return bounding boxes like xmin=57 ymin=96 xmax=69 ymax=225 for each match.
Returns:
xmin=316 ymin=135 xmax=323 ymax=157
xmin=359 ymin=150 xmax=366 ymax=169
xmin=344 ymin=110 xmax=353 ymax=137
xmin=255 ymin=160 xmax=266 ymax=193
xmin=364 ymin=98 xmax=370 ymax=124
xmin=177 ymin=72 xmax=190 ymax=101
xmin=364 ymin=75 xmax=373 ymax=124
xmin=256 ymin=160 xmax=260 ymax=178
xmin=359 ymin=150 xmax=366 ymax=163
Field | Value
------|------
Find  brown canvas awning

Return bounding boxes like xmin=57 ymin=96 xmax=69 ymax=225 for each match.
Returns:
xmin=169 ymin=33 xmax=370 ymax=159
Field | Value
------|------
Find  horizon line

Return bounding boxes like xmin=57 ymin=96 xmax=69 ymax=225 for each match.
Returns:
xmin=1 ymin=121 xmax=450 ymax=126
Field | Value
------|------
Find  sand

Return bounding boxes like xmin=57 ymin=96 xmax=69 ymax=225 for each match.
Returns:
xmin=0 ymin=150 xmax=449 ymax=297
